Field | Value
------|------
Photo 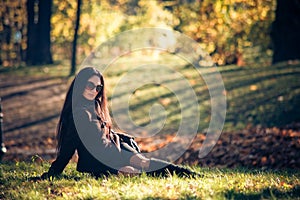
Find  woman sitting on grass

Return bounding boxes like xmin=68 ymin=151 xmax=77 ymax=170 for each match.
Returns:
xmin=41 ymin=67 xmax=198 ymax=179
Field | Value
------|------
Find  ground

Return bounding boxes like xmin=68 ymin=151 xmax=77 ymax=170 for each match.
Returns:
xmin=0 ymin=72 xmax=299 ymax=169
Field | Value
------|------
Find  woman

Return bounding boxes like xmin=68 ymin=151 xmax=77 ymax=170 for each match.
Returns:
xmin=41 ymin=67 xmax=198 ymax=179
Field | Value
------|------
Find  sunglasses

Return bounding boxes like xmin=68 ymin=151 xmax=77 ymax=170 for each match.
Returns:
xmin=85 ymin=81 xmax=103 ymax=92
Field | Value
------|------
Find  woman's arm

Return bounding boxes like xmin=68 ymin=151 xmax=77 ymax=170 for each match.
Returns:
xmin=42 ymin=117 xmax=78 ymax=179
xmin=47 ymin=134 xmax=77 ymax=176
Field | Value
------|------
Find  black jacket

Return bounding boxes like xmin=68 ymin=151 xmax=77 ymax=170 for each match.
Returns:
xmin=48 ymin=103 xmax=138 ymax=176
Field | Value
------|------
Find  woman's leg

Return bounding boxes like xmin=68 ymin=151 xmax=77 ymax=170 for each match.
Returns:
xmin=116 ymin=142 xmax=143 ymax=176
xmin=129 ymin=153 xmax=150 ymax=170
xmin=119 ymin=140 xmax=200 ymax=177
xmin=129 ymin=154 xmax=200 ymax=178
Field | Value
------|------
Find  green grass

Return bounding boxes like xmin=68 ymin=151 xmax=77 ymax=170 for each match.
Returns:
xmin=1 ymin=54 xmax=300 ymax=133
xmin=98 ymin=53 xmax=300 ymax=132
xmin=220 ymin=63 xmax=300 ymax=130
xmin=0 ymin=161 xmax=299 ymax=199
xmin=0 ymin=60 xmax=70 ymax=77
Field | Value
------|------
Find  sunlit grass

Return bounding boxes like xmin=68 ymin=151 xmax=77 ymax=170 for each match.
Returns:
xmin=100 ymin=53 xmax=300 ymax=131
xmin=0 ymin=60 xmax=70 ymax=77
xmin=1 ymin=55 xmax=300 ymax=132
xmin=0 ymin=161 xmax=299 ymax=199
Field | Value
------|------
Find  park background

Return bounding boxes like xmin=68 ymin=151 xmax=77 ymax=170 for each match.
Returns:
xmin=0 ymin=0 xmax=300 ymax=199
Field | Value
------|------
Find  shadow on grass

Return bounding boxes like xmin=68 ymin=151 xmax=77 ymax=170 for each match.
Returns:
xmin=27 ymin=174 xmax=83 ymax=182
xmin=4 ymin=113 xmax=60 ymax=133
xmin=1 ymin=81 xmax=66 ymax=101
xmin=127 ymin=62 xmax=300 ymax=132
xmin=141 ymin=185 xmax=300 ymax=200
xmin=221 ymin=63 xmax=300 ymax=130
xmin=224 ymin=186 xmax=300 ymax=200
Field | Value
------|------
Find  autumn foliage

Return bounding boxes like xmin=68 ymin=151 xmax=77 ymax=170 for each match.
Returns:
xmin=170 ymin=0 xmax=276 ymax=66
xmin=1 ymin=0 xmax=276 ymax=67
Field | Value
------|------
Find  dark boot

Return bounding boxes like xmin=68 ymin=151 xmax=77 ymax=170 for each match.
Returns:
xmin=146 ymin=158 xmax=201 ymax=178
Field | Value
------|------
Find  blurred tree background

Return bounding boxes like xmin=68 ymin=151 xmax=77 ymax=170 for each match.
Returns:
xmin=0 ymin=0 xmax=299 ymax=70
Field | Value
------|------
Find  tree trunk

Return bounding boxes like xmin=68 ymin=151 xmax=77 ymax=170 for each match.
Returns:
xmin=26 ymin=0 xmax=37 ymax=65
xmin=26 ymin=0 xmax=53 ymax=65
xmin=70 ymin=0 xmax=82 ymax=76
xmin=271 ymin=0 xmax=300 ymax=64
xmin=38 ymin=0 xmax=53 ymax=64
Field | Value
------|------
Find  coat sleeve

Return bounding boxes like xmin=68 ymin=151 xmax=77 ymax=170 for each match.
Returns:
xmin=48 ymin=108 xmax=106 ymax=176
xmin=48 ymin=116 xmax=78 ymax=176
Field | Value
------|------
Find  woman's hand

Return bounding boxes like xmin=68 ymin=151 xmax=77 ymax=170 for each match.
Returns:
xmin=41 ymin=172 xmax=50 ymax=180
xmin=40 ymin=168 xmax=57 ymax=180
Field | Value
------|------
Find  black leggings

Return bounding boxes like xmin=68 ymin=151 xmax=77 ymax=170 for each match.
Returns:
xmin=98 ymin=141 xmax=140 ymax=170
xmin=95 ymin=141 xmax=198 ymax=178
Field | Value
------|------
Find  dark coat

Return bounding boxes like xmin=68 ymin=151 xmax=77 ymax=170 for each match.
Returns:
xmin=48 ymin=103 xmax=139 ymax=177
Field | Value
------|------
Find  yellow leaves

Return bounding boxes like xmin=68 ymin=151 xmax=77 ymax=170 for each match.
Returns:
xmin=80 ymin=13 xmax=91 ymax=26
xmin=57 ymin=2 xmax=66 ymax=11
xmin=280 ymin=181 xmax=293 ymax=190
xmin=250 ymin=85 xmax=258 ymax=91
xmin=87 ymin=38 xmax=95 ymax=46
xmin=260 ymin=8 xmax=269 ymax=20
xmin=215 ymin=0 xmax=223 ymax=13
xmin=217 ymin=18 xmax=224 ymax=25
xmin=207 ymin=42 xmax=216 ymax=54
xmin=179 ymin=0 xmax=276 ymax=65
xmin=66 ymin=8 xmax=76 ymax=19
xmin=159 ymin=98 xmax=171 ymax=106
xmin=45 ymin=0 xmax=276 ymax=66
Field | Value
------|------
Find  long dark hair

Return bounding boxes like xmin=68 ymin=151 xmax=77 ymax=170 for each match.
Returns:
xmin=56 ymin=67 xmax=112 ymax=151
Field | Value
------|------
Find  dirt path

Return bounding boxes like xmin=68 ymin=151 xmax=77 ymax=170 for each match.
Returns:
xmin=0 ymin=73 xmax=299 ymax=169
xmin=0 ymin=74 xmax=68 ymax=161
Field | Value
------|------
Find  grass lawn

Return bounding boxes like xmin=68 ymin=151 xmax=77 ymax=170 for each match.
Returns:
xmin=1 ymin=53 xmax=299 ymax=132
xmin=0 ymin=161 xmax=299 ymax=199
xmin=92 ymin=52 xmax=300 ymax=132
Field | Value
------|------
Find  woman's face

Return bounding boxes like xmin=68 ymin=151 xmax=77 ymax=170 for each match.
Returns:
xmin=82 ymin=75 xmax=102 ymax=101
